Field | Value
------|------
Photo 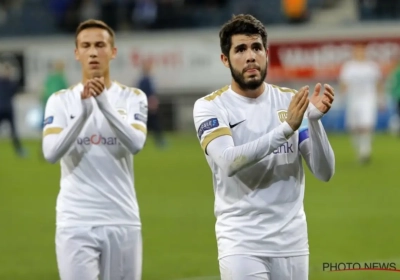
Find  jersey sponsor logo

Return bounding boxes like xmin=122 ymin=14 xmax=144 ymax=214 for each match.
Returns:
xmin=43 ymin=116 xmax=54 ymax=126
xmin=77 ymin=134 xmax=119 ymax=146
xmin=277 ymin=110 xmax=287 ymax=123
xmin=134 ymin=113 xmax=147 ymax=123
xmin=198 ymin=118 xmax=219 ymax=138
xmin=273 ymin=142 xmax=294 ymax=154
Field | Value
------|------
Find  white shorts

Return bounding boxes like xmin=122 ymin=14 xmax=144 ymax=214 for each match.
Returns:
xmin=346 ymin=101 xmax=378 ymax=129
xmin=56 ymin=225 xmax=142 ymax=280
xmin=219 ymin=255 xmax=309 ymax=280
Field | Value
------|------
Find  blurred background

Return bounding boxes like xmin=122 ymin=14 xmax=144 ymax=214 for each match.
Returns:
xmin=0 ymin=0 xmax=399 ymax=279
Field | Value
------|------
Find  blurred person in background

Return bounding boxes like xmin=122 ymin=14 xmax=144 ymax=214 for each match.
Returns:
xmin=78 ymin=0 xmax=100 ymax=22
xmin=386 ymin=56 xmax=400 ymax=136
xmin=131 ymin=0 xmax=157 ymax=29
xmin=339 ymin=43 xmax=384 ymax=164
xmin=39 ymin=60 xmax=68 ymax=158
xmin=0 ymin=62 xmax=26 ymax=157
xmin=137 ymin=59 xmax=166 ymax=148
xmin=282 ymin=0 xmax=309 ymax=23
xmin=41 ymin=60 xmax=68 ymax=118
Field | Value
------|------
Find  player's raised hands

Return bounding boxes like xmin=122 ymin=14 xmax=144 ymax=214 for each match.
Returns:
xmin=286 ymin=86 xmax=310 ymax=131
xmin=310 ymin=83 xmax=334 ymax=114
xmin=89 ymin=77 xmax=105 ymax=97
xmin=81 ymin=81 xmax=92 ymax=100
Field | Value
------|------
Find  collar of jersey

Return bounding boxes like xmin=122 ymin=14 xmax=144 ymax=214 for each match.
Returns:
xmin=228 ymin=82 xmax=269 ymax=103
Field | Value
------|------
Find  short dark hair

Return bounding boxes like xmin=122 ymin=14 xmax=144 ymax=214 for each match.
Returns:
xmin=219 ymin=14 xmax=267 ymax=58
xmin=75 ymin=19 xmax=115 ymax=47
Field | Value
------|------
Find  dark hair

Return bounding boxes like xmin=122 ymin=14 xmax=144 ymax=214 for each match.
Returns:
xmin=219 ymin=14 xmax=267 ymax=58
xmin=75 ymin=19 xmax=115 ymax=47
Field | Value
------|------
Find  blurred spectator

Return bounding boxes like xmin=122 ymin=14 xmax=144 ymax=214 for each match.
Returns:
xmin=282 ymin=0 xmax=309 ymax=23
xmin=132 ymin=0 xmax=158 ymax=29
xmin=0 ymin=62 xmax=26 ymax=157
xmin=41 ymin=60 xmax=68 ymax=120
xmin=38 ymin=60 xmax=68 ymax=158
xmin=79 ymin=0 xmax=100 ymax=22
xmin=49 ymin=0 xmax=74 ymax=30
xmin=136 ymin=60 xmax=167 ymax=148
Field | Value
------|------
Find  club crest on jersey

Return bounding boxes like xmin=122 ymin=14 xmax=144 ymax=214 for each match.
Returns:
xmin=277 ymin=110 xmax=287 ymax=123
xmin=117 ymin=108 xmax=127 ymax=120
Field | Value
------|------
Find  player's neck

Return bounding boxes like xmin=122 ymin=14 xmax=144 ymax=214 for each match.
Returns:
xmin=231 ymin=81 xmax=265 ymax=99
xmin=103 ymin=76 xmax=112 ymax=89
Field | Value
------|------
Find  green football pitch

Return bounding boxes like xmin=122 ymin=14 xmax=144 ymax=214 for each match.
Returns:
xmin=0 ymin=133 xmax=399 ymax=280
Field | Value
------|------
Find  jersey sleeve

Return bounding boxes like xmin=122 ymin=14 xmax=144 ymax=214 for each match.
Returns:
xmin=193 ymin=99 xmax=231 ymax=153
xmin=128 ymin=89 xmax=148 ymax=136
xmin=299 ymin=104 xmax=335 ymax=182
xmin=42 ymin=91 xmax=93 ymax=163
xmin=94 ymin=87 xmax=147 ymax=154
xmin=43 ymin=93 xmax=68 ymax=136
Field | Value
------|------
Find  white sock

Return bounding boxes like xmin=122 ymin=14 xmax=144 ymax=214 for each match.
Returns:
xmin=351 ymin=134 xmax=360 ymax=150
xmin=359 ymin=134 xmax=372 ymax=158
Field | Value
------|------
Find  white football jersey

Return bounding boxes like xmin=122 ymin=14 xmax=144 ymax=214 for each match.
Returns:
xmin=339 ymin=60 xmax=382 ymax=103
xmin=193 ymin=83 xmax=309 ymax=259
xmin=43 ymin=81 xmax=147 ymax=228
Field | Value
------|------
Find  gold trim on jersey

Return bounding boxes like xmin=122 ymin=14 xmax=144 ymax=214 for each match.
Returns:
xmin=114 ymin=81 xmax=127 ymax=89
xmin=132 ymin=123 xmax=147 ymax=134
xmin=114 ymin=81 xmax=143 ymax=95
xmin=43 ymin=127 xmax=63 ymax=137
xmin=133 ymin=88 xmax=143 ymax=95
xmin=53 ymin=83 xmax=80 ymax=96
xmin=204 ymin=85 xmax=229 ymax=101
xmin=201 ymin=127 xmax=231 ymax=151
xmin=54 ymin=89 xmax=67 ymax=96
xmin=271 ymin=84 xmax=297 ymax=95
xmin=68 ymin=83 xmax=80 ymax=90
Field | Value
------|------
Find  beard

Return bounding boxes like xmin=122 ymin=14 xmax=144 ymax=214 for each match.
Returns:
xmin=229 ymin=60 xmax=268 ymax=91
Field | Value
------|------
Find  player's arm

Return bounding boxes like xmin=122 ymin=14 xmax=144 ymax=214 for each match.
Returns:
xmin=194 ymin=87 xmax=309 ymax=177
xmin=42 ymin=86 xmax=93 ymax=164
xmin=299 ymin=104 xmax=335 ymax=182
xmin=94 ymin=88 xmax=147 ymax=155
